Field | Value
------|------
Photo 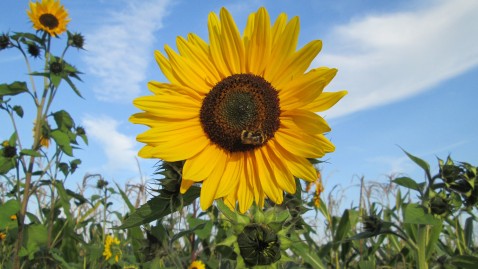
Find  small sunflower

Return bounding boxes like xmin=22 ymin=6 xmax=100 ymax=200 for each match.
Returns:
xmin=27 ymin=0 xmax=70 ymax=36
xmin=188 ymin=260 xmax=206 ymax=269
xmin=131 ymin=7 xmax=346 ymax=213
xmin=103 ymin=234 xmax=121 ymax=263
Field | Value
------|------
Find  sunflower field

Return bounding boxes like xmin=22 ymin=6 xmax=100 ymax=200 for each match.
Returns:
xmin=1 ymin=1 xmax=478 ymax=268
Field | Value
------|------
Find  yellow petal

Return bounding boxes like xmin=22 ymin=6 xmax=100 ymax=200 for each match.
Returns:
xmin=280 ymin=109 xmax=331 ymax=134
xmin=154 ymin=50 xmax=180 ymax=85
xmin=270 ymin=139 xmax=317 ymax=182
xmin=272 ymin=40 xmax=322 ymax=88
xmin=237 ymin=167 xmax=254 ymax=213
xmin=264 ymin=16 xmax=299 ymax=82
xmin=208 ymin=12 xmax=230 ymax=77
xmin=219 ymin=8 xmax=245 ymax=74
xmin=275 ymin=128 xmax=327 ymax=158
xmin=143 ymin=127 xmax=209 ymax=161
xmin=253 ymin=148 xmax=283 ymax=204
xmin=200 ymin=153 xmax=229 ymax=210
xmin=133 ymin=95 xmax=199 ymax=120
xmin=244 ymin=7 xmax=271 ymax=75
xmin=271 ymin=13 xmax=288 ymax=47
xmin=148 ymin=81 xmax=202 ymax=102
xmin=183 ymin=143 xmax=225 ymax=181
xmin=224 ymin=190 xmax=237 ymax=211
xmin=303 ymin=91 xmax=348 ymax=112
xmin=176 ymin=36 xmax=221 ymax=86
xmin=180 ymin=179 xmax=195 ymax=194
xmin=279 ymin=68 xmax=337 ymax=110
xmin=263 ymin=145 xmax=296 ymax=194
xmin=164 ymin=46 xmax=211 ymax=94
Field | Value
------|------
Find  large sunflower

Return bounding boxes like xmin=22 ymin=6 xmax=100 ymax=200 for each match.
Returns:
xmin=131 ymin=7 xmax=346 ymax=213
xmin=27 ymin=0 xmax=70 ymax=36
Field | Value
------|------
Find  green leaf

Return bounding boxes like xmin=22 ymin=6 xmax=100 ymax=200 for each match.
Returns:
xmin=187 ymin=216 xmax=213 ymax=240
xmin=0 ymin=157 xmax=16 ymax=175
xmin=25 ymin=224 xmax=48 ymax=249
xmin=11 ymin=32 xmax=43 ymax=45
xmin=12 ymin=105 xmax=24 ymax=118
xmin=50 ymin=129 xmax=73 ymax=156
xmin=170 ymin=222 xmax=207 ymax=243
xmin=403 ymin=203 xmax=441 ymax=225
xmin=64 ymin=76 xmax=84 ymax=99
xmin=54 ymin=181 xmax=72 ymax=219
xmin=0 ymin=81 xmax=28 ymax=97
xmin=116 ymin=182 xmax=135 ymax=213
xmin=334 ymin=209 xmax=353 ymax=244
xmin=393 ymin=177 xmax=421 ymax=192
xmin=50 ymin=73 xmax=62 ymax=88
xmin=53 ymin=110 xmax=75 ymax=130
xmin=401 ymin=148 xmax=430 ymax=174
xmin=290 ymin=241 xmax=326 ymax=269
xmin=426 ymin=221 xmax=442 ymax=259
xmin=119 ymin=186 xmax=200 ymax=229
xmin=0 ymin=199 xmax=20 ymax=229
xmin=450 ymin=255 xmax=478 ymax=269
xmin=20 ymin=149 xmax=42 ymax=157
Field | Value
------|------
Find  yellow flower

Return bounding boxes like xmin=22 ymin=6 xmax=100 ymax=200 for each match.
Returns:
xmin=312 ymin=171 xmax=324 ymax=208
xmin=10 ymin=215 xmax=17 ymax=221
xmin=0 ymin=232 xmax=6 ymax=241
xmin=27 ymin=0 xmax=70 ymax=36
xmin=188 ymin=260 xmax=206 ymax=269
xmin=130 ymin=7 xmax=346 ymax=213
xmin=103 ymin=234 xmax=121 ymax=262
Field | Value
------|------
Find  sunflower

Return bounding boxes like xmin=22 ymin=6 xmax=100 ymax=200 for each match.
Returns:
xmin=27 ymin=0 xmax=70 ymax=36
xmin=131 ymin=7 xmax=346 ymax=213
xmin=188 ymin=260 xmax=206 ymax=269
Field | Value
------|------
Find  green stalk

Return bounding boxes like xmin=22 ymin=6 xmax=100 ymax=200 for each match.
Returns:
xmin=416 ymin=225 xmax=429 ymax=269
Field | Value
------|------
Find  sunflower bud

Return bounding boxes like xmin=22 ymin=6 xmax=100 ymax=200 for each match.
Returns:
xmin=49 ymin=61 xmax=64 ymax=75
xmin=362 ymin=215 xmax=383 ymax=234
xmin=68 ymin=32 xmax=85 ymax=49
xmin=96 ymin=179 xmax=109 ymax=190
xmin=428 ymin=194 xmax=452 ymax=218
xmin=76 ymin=126 xmax=86 ymax=135
xmin=0 ymin=33 xmax=10 ymax=50
xmin=237 ymin=223 xmax=281 ymax=267
xmin=2 ymin=141 xmax=17 ymax=158
xmin=27 ymin=43 xmax=41 ymax=58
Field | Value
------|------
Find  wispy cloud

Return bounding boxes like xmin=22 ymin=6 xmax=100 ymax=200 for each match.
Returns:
xmin=319 ymin=0 xmax=478 ymax=118
xmin=83 ymin=0 xmax=171 ymax=102
xmin=82 ymin=115 xmax=138 ymax=173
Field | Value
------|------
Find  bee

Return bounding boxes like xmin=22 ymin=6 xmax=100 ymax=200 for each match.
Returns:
xmin=241 ymin=130 xmax=266 ymax=145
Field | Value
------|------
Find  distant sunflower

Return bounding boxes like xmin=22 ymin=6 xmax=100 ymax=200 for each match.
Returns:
xmin=188 ymin=260 xmax=206 ymax=269
xmin=27 ymin=0 xmax=70 ymax=36
xmin=131 ymin=7 xmax=346 ymax=213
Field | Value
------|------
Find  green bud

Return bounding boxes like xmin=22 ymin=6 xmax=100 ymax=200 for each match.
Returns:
xmin=49 ymin=61 xmax=64 ymax=75
xmin=96 ymin=179 xmax=109 ymax=190
xmin=237 ymin=223 xmax=281 ymax=267
xmin=68 ymin=32 xmax=85 ymax=49
xmin=429 ymin=194 xmax=452 ymax=218
xmin=27 ymin=43 xmax=41 ymax=58
xmin=0 ymin=33 xmax=10 ymax=50
xmin=2 ymin=141 xmax=17 ymax=158
xmin=362 ymin=214 xmax=383 ymax=234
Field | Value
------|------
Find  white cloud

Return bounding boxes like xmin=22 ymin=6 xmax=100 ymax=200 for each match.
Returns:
xmin=83 ymin=0 xmax=171 ymax=102
xmin=318 ymin=0 xmax=478 ymax=118
xmin=82 ymin=115 xmax=138 ymax=173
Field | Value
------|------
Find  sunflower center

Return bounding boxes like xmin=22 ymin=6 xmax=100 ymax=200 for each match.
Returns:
xmin=39 ymin=14 xmax=59 ymax=29
xmin=200 ymin=74 xmax=280 ymax=153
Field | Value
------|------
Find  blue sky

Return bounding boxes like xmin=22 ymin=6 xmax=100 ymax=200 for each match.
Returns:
xmin=1 ymin=0 xmax=478 ymax=206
